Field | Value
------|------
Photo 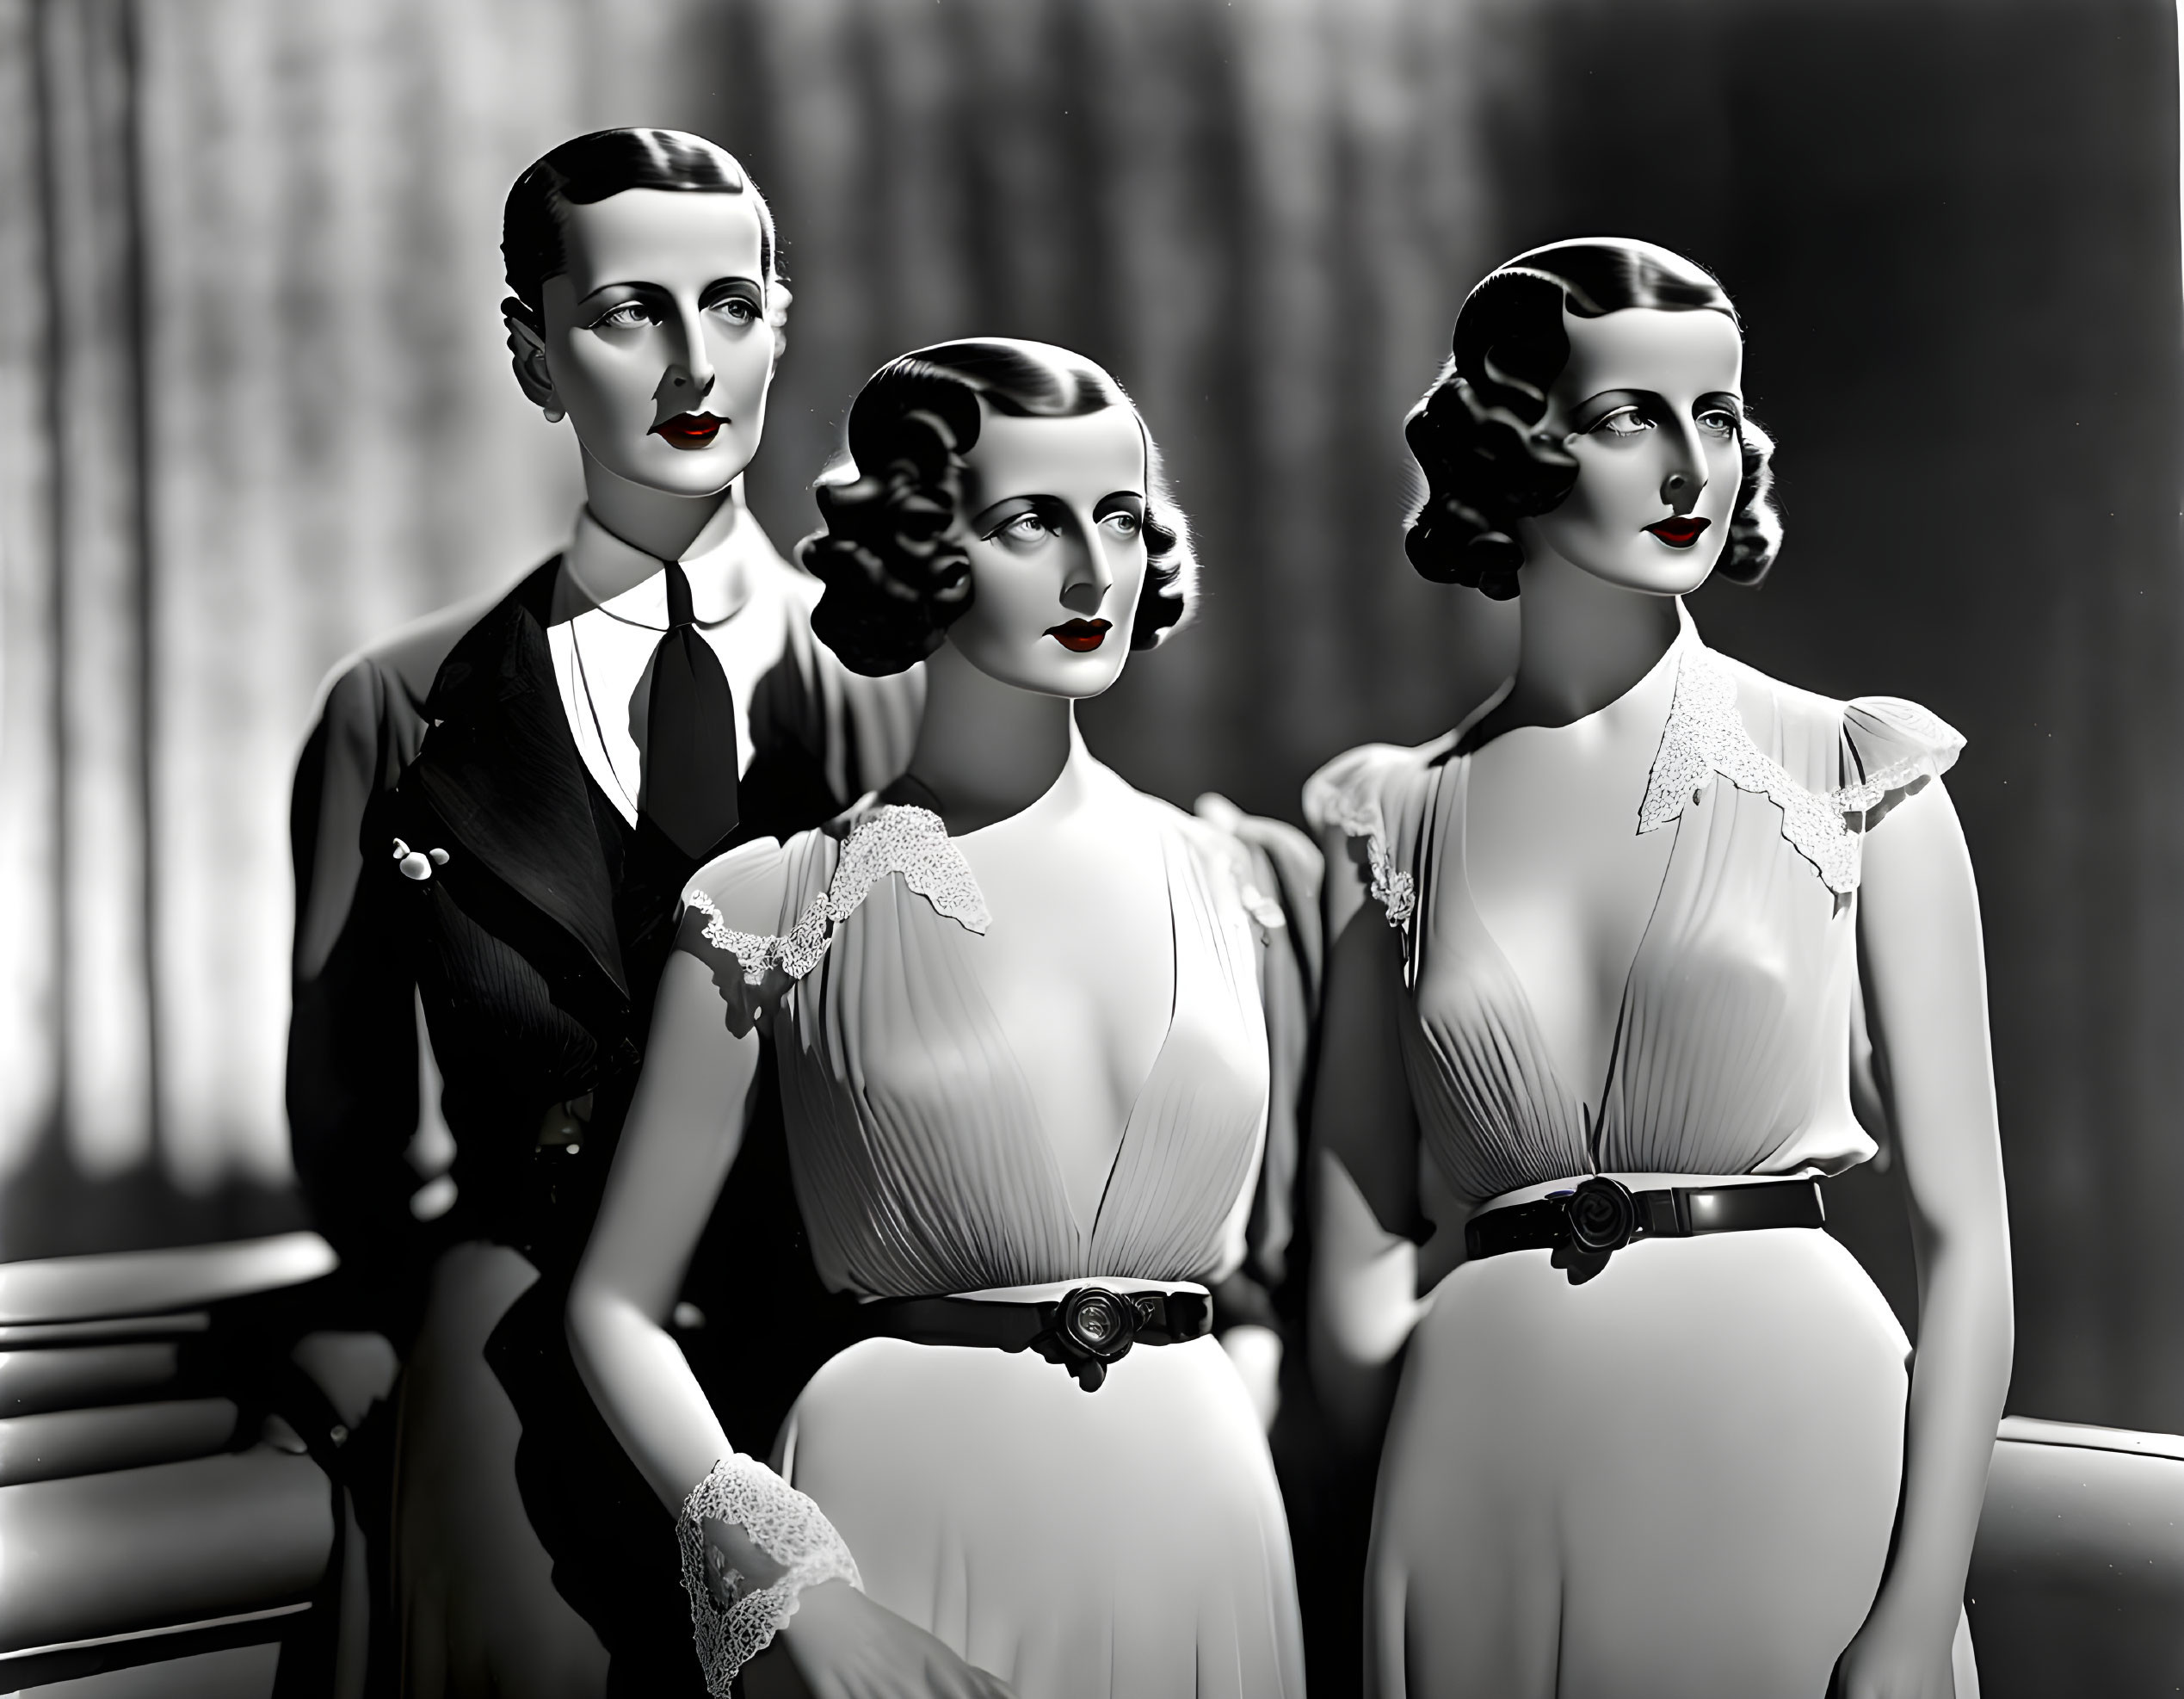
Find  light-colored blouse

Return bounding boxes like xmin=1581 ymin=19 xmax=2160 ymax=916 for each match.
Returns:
xmin=1305 ymin=615 xmax=1963 ymax=1206
xmin=676 ymin=784 xmax=1281 ymax=1300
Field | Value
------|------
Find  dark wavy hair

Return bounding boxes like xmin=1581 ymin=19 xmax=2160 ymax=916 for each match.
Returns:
xmin=1404 ymin=238 xmax=1782 ymax=601
xmin=501 ymin=128 xmax=788 ymax=355
xmin=799 ymin=339 xmax=1197 ymax=677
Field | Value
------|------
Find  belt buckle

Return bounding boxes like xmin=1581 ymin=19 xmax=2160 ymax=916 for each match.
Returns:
xmin=1561 ymin=1176 xmax=1639 ymax=1255
xmin=1044 ymin=1286 xmax=1141 ymax=1393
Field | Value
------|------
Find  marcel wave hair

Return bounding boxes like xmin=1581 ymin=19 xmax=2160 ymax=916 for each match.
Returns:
xmin=799 ymin=339 xmax=1197 ymax=677
xmin=1404 ymin=238 xmax=1781 ymax=601
xmin=502 ymin=128 xmax=790 ymax=357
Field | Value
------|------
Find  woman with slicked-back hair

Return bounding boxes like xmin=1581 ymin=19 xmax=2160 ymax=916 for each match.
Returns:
xmin=1305 ymin=239 xmax=2010 ymax=1698
xmin=288 ymin=128 xmax=916 ymax=1696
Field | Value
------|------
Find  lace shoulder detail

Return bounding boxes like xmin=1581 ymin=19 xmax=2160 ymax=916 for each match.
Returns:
xmin=685 ymin=805 xmax=989 ymax=988
xmin=1838 ymin=695 xmax=1965 ymax=812
xmin=1303 ymin=745 xmax=1418 ymax=932
xmin=1639 ymin=646 xmax=1959 ymax=897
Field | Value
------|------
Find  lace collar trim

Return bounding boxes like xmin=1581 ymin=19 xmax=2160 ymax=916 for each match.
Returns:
xmin=1639 ymin=642 xmax=1868 ymax=895
xmin=686 ymin=805 xmax=990 ymax=986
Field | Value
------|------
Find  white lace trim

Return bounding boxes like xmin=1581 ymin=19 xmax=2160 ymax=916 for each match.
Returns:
xmin=1325 ymin=794 xmax=1416 ymax=933
xmin=1638 ymin=646 xmax=1923 ymax=897
xmin=686 ymin=805 xmax=990 ymax=986
xmin=679 ymin=1455 xmax=863 ymax=1697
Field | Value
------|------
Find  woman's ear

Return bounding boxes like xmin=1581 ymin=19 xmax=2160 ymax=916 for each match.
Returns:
xmin=502 ymin=296 xmax=562 ymax=420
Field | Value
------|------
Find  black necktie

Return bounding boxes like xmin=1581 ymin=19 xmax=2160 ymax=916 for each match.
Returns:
xmin=643 ymin=558 xmax=740 ymax=859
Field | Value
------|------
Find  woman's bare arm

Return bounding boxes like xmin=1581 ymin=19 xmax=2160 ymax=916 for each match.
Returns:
xmin=568 ymin=939 xmax=1018 ymax=1699
xmin=1840 ymin=778 xmax=2014 ymax=1698
xmin=1307 ymin=850 xmax=1427 ymax=1451
xmin=569 ymin=948 xmax=762 ymax=1509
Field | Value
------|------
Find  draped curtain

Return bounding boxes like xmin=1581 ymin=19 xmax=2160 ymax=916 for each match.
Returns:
xmin=3 ymin=0 xmax=2181 ymax=1434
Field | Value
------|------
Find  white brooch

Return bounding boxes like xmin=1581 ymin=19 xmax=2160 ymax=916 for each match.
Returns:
xmin=392 ymin=837 xmax=451 ymax=882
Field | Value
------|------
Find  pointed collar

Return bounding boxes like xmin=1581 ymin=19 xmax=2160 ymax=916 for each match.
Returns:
xmin=556 ymin=490 xmax=754 ymax=633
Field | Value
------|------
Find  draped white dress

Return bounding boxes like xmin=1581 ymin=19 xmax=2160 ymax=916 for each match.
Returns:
xmin=1308 ymin=616 xmax=1967 ymax=1699
xmin=677 ymin=774 xmax=1306 ymax=1699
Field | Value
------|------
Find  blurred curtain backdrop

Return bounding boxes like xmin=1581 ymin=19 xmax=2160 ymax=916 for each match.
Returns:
xmin=3 ymin=0 xmax=2181 ymax=1438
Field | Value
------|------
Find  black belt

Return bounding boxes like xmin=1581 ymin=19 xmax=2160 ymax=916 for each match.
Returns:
xmin=861 ymin=1286 xmax=1212 ymax=1392
xmin=1465 ymin=1177 xmax=1824 ymax=1263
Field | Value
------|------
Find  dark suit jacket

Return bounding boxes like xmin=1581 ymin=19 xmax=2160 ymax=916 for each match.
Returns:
xmin=289 ymin=548 xmax=916 ymax=1690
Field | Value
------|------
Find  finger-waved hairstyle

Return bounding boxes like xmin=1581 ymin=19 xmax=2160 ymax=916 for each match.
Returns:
xmin=1404 ymin=237 xmax=1781 ymax=601
xmin=502 ymin=128 xmax=789 ymax=357
xmin=799 ymin=339 xmax=1197 ymax=677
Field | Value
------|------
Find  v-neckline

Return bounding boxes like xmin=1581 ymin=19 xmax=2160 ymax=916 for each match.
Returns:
xmin=1444 ymin=646 xmax=1688 ymax=1147
xmin=908 ymin=799 xmax=1188 ymax=1251
xmin=1070 ymin=832 xmax=1184 ymax=1245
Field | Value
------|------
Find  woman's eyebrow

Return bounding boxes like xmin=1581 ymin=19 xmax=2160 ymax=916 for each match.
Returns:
xmin=969 ymin=495 xmax=1046 ymax=533
xmin=576 ymin=279 xmax=669 ymax=306
xmin=1570 ymin=387 xmax=1657 ymax=423
xmin=1092 ymin=491 xmax=1145 ymax=516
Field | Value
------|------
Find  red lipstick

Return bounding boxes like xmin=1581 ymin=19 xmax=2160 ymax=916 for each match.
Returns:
xmin=653 ymin=413 xmax=725 ymax=449
xmin=1645 ymin=516 xmax=1710 ymax=549
xmin=1046 ymin=618 xmax=1111 ymax=653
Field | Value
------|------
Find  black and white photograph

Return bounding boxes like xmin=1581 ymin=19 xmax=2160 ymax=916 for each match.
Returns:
xmin=0 ymin=3 xmax=2179 ymax=1696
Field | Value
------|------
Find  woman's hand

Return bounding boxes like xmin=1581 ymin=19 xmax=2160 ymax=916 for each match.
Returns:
xmin=775 ymin=1579 xmax=1016 ymax=1699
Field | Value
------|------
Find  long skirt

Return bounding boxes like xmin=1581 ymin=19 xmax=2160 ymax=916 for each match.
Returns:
xmin=1367 ymin=1226 xmax=1951 ymax=1699
xmin=777 ymin=1319 xmax=1306 ymax=1699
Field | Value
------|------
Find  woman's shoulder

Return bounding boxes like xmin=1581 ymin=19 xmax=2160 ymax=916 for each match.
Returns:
xmin=1301 ymin=734 xmax=1458 ymax=846
xmin=675 ymin=826 xmax=843 ymax=992
xmin=1299 ymin=738 xmax=1458 ymax=939
xmin=677 ymin=794 xmax=956 ymax=931
xmin=1705 ymin=646 xmax=1965 ymax=807
xmin=678 ymin=799 xmax=996 ymax=1007
xmin=682 ymin=833 xmax=810 ymax=929
xmin=1135 ymin=786 xmax=1311 ymax=887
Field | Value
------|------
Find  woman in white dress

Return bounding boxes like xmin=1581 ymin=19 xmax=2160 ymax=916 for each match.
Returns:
xmin=568 ymin=339 xmax=1307 ymax=1699
xmin=1306 ymin=240 xmax=2011 ymax=1699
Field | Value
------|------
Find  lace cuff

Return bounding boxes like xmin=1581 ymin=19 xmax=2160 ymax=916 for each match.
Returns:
xmin=678 ymin=1455 xmax=863 ymax=1697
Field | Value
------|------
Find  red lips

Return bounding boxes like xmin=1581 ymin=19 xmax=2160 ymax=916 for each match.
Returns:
xmin=1046 ymin=619 xmax=1111 ymax=653
xmin=653 ymin=413 xmax=725 ymax=449
xmin=1644 ymin=516 xmax=1711 ymax=549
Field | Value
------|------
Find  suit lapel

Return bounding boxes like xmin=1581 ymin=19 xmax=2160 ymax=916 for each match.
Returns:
xmin=404 ymin=559 xmax=631 ymax=1000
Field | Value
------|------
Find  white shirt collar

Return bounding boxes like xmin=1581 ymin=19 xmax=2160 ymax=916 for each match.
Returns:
xmin=556 ymin=487 xmax=754 ymax=630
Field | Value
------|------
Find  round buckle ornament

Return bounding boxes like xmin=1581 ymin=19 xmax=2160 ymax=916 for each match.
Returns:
xmin=1566 ymin=1177 xmax=1639 ymax=1254
xmin=1048 ymin=1286 xmax=1139 ymax=1392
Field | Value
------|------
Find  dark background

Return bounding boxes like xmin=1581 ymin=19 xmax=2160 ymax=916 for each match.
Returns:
xmin=3 ymin=0 xmax=2180 ymax=1436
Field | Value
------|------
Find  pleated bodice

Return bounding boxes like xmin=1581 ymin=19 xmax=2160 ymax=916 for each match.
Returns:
xmin=679 ymin=781 xmax=1275 ymax=1299
xmin=1307 ymin=616 xmax=1964 ymax=1206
